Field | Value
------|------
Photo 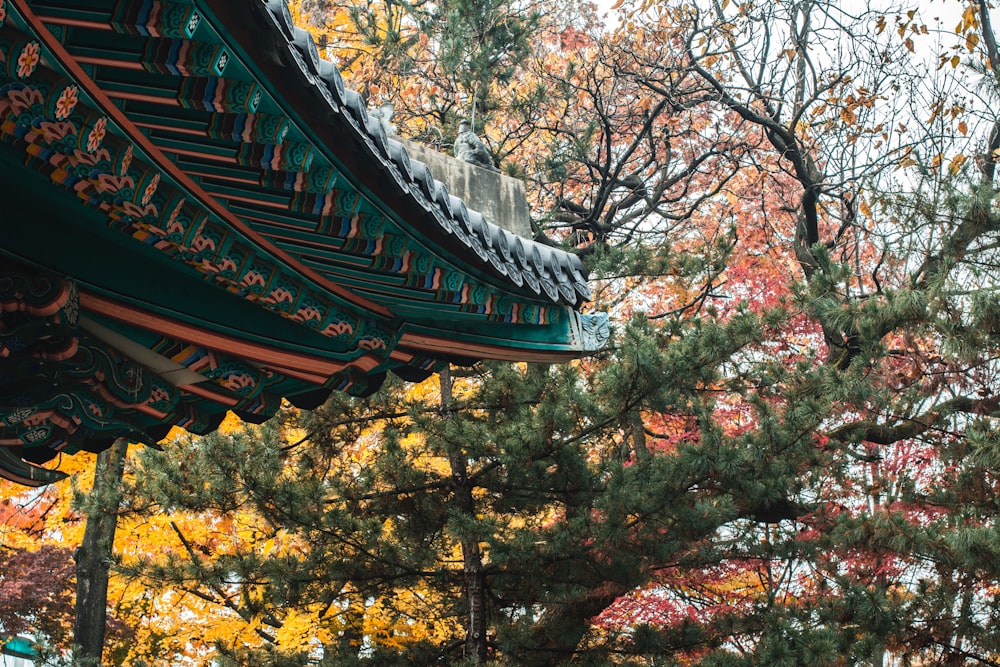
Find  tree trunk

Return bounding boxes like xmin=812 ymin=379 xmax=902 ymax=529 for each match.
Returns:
xmin=73 ymin=438 xmax=128 ymax=666
xmin=440 ymin=366 xmax=488 ymax=663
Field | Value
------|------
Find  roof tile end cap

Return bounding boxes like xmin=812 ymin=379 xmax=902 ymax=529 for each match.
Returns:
xmin=576 ymin=312 xmax=610 ymax=351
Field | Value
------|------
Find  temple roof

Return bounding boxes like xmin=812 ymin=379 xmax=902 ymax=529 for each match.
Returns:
xmin=0 ymin=0 xmax=608 ymax=485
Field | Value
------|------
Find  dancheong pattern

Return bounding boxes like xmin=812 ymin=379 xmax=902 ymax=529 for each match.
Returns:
xmin=0 ymin=0 xmax=607 ymax=485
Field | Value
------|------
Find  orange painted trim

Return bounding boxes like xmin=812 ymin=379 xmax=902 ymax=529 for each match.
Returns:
xmin=206 ymin=191 xmax=291 ymax=210
xmin=351 ymin=355 xmax=383 ymax=372
xmin=181 ymin=383 xmax=241 ymax=407
xmin=180 ymin=170 xmax=259 ymax=186
xmin=35 ymin=15 xmax=110 ymax=30
xmin=82 ymin=291 xmax=348 ymax=378
xmin=398 ymin=332 xmax=578 ymax=363
xmin=167 ymin=146 xmax=237 ymax=163
xmin=15 ymin=0 xmax=394 ymax=319
xmin=241 ymin=214 xmax=334 ymax=233
xmin=389 ymin=349 xmax=415 ymax=363
xmin=259 ymin=364 xmax=330 ymax=384
xmin=133 ymin=121 xmax=211 ymax=138
xmin=132 ymin=403 xmax=171 ymax=420
xmin=75 ymin=55 xmax=145 ymax=70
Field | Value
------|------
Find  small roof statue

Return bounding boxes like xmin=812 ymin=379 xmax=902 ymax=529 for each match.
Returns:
xmin=454 ymin=120 xmax=498 ymax=171
xmin=370 ymin=102 xmax=395 ymax=136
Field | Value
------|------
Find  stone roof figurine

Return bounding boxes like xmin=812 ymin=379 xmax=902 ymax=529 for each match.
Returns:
xmin=454 ymin=120 xmax=497 ymax=171
xmin=370 ymin=101 xmax=396 ymax=136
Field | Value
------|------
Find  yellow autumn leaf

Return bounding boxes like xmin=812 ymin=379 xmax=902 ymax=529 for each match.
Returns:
xmin=962 ymin=4 xmax=978 ymax=32
xmin=274 ymin=609 xmax=321 ymax=650
xmin=949 ymin=153 xmax=967 ymax=174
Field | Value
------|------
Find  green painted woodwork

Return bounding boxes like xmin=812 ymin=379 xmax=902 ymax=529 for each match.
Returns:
xmin=0 ymin=0 xmax=608 ymax=484
xmin=0 ymin=150 xmax=364 ymax=358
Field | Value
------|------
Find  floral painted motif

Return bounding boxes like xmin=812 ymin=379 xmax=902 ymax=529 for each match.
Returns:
xmin=54 ymin=85 xmax=79 ymax=120
xmin=5 ymin=86 xmax=43 ymax=116
xmin=0 ymin=0 xmax=7 ymax=28
xmin=17 ymin=41 xmax=40 ymax=79
xmin=119 ymin=143 xmax=133 ymax=176
xmin=141 ymin=173 xmax=160 ymax=205
xmin=4 ymin=406 xmax=35 ymax=426
xmin=87 ymin=116 xmax=107 ymax=152
xmin=358 ymin=336 xmax=387 ymax=351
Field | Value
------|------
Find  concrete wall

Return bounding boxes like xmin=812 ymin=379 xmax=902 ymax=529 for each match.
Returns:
xmin=401 ymin=139 xmax=533 ymax=239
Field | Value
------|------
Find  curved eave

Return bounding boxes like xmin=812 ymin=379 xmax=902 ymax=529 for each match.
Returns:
xmin=0 ymin=0 xmax=609 ymax=482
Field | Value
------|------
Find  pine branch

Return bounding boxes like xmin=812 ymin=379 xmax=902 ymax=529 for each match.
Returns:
xmin=168 ymin=521 xmax=280 ymax=642
xmin=827 ymin=395 xmax=1000 ymax=445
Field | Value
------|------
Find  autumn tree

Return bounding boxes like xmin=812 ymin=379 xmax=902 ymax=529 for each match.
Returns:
xmin=573 ymin=0 xmax=1000 ymax=663
xmin=0 ymin=486 xmax=79 ymax=661
xmin=120 ymin=339 xmax=765 ymax=664
xmin=0 ymin=452 xmax=137 ymax=666
xmin=291 ymin=0 xmax=554 ymax=165
xmin=98 ymin=3 xmax=772 ymax=663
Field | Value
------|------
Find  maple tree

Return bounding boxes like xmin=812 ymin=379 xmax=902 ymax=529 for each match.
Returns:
xmin=0 ymin=451 xmax=137 ymax=666
xmin=0 ymin=497 xmax=77 ymax=659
